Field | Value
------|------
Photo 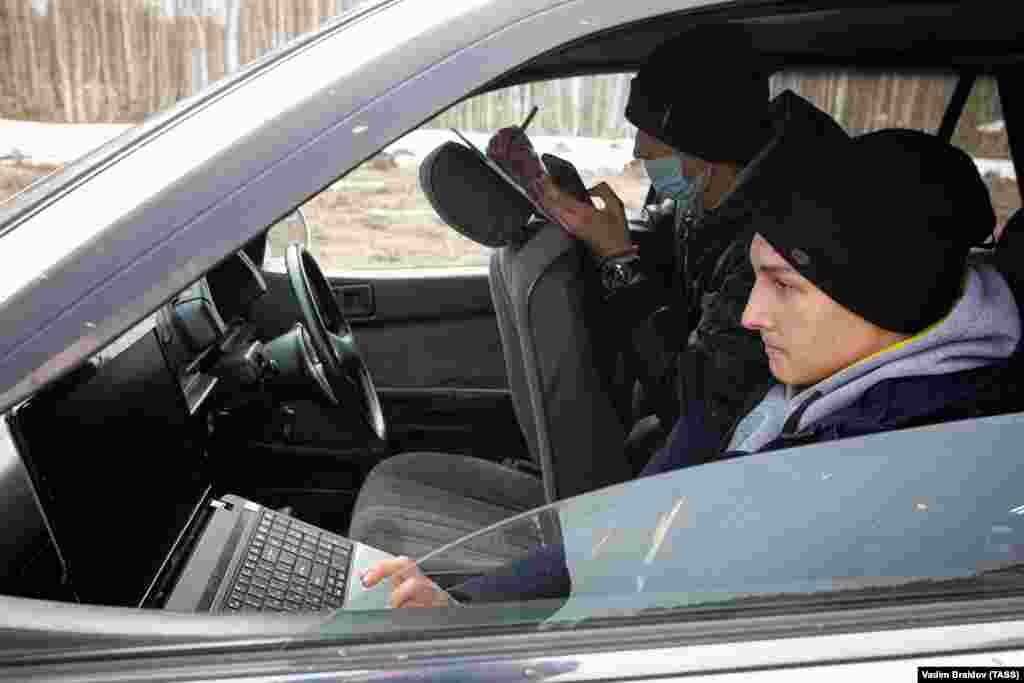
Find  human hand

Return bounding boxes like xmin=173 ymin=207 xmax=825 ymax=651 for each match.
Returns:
xmin=542 ymin=180 xmax=633 ymax=260
xmin=359 ymin=557 xmax=453 ymax=608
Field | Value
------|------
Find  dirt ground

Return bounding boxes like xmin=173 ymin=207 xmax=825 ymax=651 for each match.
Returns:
xmin=0 ymin=162 xmax=60 ymax=202
xmin=269 ymin=166 xmax=651 ymax=271
xmin=3 ymin=163 xmax=1020 ymax=271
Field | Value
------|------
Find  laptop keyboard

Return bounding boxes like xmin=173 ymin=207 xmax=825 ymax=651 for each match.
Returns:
xmin=221 ymin=510 xmax=353 ymax=613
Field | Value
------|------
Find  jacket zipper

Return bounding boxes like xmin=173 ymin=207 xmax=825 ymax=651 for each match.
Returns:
xmin=779 ymin=390 xmax=823 ymax=440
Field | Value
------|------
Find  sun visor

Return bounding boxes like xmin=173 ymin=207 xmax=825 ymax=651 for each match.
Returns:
xmin=418 ymin=141 xmax=536 ymax=248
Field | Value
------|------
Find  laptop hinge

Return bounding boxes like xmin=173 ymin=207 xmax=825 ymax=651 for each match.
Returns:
xmin=139 ymin=485 xmax=214 ymax=607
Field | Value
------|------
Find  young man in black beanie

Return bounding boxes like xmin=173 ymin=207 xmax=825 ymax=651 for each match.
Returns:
xmin=643 ymin=124 xmax=1020 ymax=473
xmin=364 ymin=114 xmax=1022 ymax=609
xmin=534 ymin=23 xmax=779 ymax=461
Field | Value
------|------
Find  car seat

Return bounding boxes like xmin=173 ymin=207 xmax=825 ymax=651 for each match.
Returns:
xmin=347 ymin=141 xmax=633 ymax=573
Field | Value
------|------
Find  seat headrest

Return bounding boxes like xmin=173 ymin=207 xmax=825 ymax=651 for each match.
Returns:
xmin=418 ymin=141 xmax=536 ymax=248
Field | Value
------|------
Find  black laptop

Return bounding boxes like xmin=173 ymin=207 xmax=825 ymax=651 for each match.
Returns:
xmin=8 ymin=321 xmax=392 ymax=613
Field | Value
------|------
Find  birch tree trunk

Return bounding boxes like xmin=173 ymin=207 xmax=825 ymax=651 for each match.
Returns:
xmin=833 ymin=70 xmax=849 ymax=130
xmin=224 ymin=0 xmax=240 ymax=74
xmin=193 ymin=6 xmax=209 ymax=94
xmin=250 ymin=0 xmax=263 ymax=59
xmin=507 ymin=84 xmax=521 ymax=124
xmin=24 ymin=3 xmax=40 ymax=116
xmin=120 ymin=0 xmax=137 ymax=117
xmin=3 ymin=0 xmax=24 ymax=117
xmin=310 ymin=0 xmax=322 ymax=33
xmin=85 ymin=9 xmax=101 ymax=121
xmin=280 ymin=0 xmax=289 ymax=46
xmin=50 ymin=0 xmax=74 ymax=122
xmin=570 ymin=76 xmax=582 ymax=136
xmin=260 ymin=0 xmax=272 ymax=57
xmin=869 ymin=72 xmax=889 ymax=132
xmin=97 ymin=0 xmax=114 ymax=120
xmin=148 ymin=3 xmax=158 ymax=113
xmin=160 ymin=10 xmax=173 ymax=108
xmin=548 ymin=80 xmax=563 ymax=133
xmin=604 ymin=73 xmax=627 ymax=137
xmin=68 ymin=1 xmax=86 ymax=122
xmin=521 ymin=83 xmax=533 ymax=126
xmin=588 ymin=77 xmax=605 ymax=137
xmin=899 ymin=75 xmax=920 ymax=131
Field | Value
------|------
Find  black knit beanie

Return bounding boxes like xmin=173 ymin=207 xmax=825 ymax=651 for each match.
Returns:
xmin=741 ymin=95 xmax=996 ymax=334
xmin=624 ymin=24 xmax=774 ymax=163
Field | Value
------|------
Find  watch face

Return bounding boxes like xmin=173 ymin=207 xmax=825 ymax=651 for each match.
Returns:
xmin=601 ymin=256 xmax=640 ymax=291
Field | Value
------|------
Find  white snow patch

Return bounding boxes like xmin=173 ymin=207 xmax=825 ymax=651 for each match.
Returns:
xmin=383 ymin=129 xmax=636 ymax=176
xmin=979 ymin=119 xmax=1005 ymax=134
xmin=0 ymin=118 xmax=132 ymax=166
xmin=975 ymin=158 xmax=1016 ymax=180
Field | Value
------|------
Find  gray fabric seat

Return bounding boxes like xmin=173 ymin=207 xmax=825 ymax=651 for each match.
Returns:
xmin=348 ymin=145 xmax=632 ymax=571
xmin=347 ymin=452 xmax=545 ymax=572
xmin=489 ymin=222 xmax=632 ymax=501
xmin=349 ymin=223 xmax=633 ymax=569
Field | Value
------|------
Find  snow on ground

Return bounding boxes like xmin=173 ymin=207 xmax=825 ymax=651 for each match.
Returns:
xmin=0 ymin=118 xmax=131 ymax=166
xmin=0 ymin=118 xmax=1016 ymax=180
xmin=382 ymin=129 xmax=637 ymax=178
xmin=979 ymin=119 xmax=1005 ymax=134
xmin=974 ymin=157 xmax=1016 ymax=180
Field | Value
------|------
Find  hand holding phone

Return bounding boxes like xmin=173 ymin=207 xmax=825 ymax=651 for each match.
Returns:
xmin=542 ymin=153 xmax=592 ymax=206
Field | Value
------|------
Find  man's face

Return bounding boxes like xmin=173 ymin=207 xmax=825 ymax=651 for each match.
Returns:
xmin=633 ymin=129 xmax=676 ymax=160
xmin=633 ymin=129 xmax=708 ymax=179
xmin=741 ymin=234 xmax=905 ymax=386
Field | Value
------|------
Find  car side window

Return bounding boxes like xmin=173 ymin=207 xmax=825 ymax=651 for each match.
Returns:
xmin=265 ymin=75 xmax=647 ymax=274
xmin=772 ymin=70 xmax=1019 ymax=239
xmin=951 ymin=78 xmax=1019 ymax=240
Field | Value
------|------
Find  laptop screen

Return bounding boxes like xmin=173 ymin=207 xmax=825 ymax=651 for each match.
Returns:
xmin=12 ymin=325 xmax=209 ymax=606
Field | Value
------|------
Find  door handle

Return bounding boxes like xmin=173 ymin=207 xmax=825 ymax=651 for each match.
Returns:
xmin=334 ymin=284 xmax=375 ymax=319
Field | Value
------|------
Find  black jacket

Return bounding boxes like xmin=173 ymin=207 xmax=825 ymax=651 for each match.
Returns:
xmin=606 ymin=192 xmax=772 ymax=446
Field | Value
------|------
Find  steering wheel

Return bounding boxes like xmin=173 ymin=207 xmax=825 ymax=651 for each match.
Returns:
xmin=285 ymin=243 xmax=387 ymax=442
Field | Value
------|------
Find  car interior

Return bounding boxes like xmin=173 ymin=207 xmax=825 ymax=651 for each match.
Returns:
xmin=0 ymin=1 xmax=1022 ymax=629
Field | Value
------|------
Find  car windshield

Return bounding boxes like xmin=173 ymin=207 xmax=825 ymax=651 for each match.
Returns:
xmin=308 ymin=413 xmax=1024 ymax=642
xmin=0 ymin=0 xmax=389 ymax=233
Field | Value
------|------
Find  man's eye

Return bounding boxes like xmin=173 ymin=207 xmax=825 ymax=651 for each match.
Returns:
xmin=773 ymin=279 xmax=792 ymax=292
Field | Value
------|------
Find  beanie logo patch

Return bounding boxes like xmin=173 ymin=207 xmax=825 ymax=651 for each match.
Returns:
xmin=791 ymin=248 xmax=811 ymax=266
xmin=661 ymin=104 xmax=673 ymax=130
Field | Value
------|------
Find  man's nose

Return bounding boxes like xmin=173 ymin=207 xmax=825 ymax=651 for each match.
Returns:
xmin=741 ymin=282 xmax=769 ymax=331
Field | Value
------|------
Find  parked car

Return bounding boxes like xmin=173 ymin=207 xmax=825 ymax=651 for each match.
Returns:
xmin=0 ymin=0 xmax=1022 ymax=680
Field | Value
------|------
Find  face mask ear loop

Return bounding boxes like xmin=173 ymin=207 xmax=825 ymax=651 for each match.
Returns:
xmin=703 ymin=160 xmax=716 ymax=192
xmin=700 ymin=161 xmax=718 ymax=209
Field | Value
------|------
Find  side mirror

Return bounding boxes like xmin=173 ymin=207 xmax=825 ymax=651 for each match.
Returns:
xmin=264 ymin=209 xmax=312 ymax=272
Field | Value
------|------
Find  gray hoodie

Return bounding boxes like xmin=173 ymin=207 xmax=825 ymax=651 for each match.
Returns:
xmin=729 ymin=263 xmax=1021 ymax=453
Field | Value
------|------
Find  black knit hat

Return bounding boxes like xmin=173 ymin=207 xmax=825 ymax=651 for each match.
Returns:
xmin=624 ymin=24 xmax=773 ymax=163
xmin=743 ymin=95 xmax=996 ymax=334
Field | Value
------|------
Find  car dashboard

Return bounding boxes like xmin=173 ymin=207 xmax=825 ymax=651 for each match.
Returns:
xmin=0 ymin=251 xmax=267 ymax=605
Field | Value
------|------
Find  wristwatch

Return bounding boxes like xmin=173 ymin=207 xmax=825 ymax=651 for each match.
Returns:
xmin=599 ymin=251 xmax=645 ymax=293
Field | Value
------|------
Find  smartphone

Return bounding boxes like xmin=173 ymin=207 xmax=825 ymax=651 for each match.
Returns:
xmin=542 ymin=153 xmax=592 ymax=205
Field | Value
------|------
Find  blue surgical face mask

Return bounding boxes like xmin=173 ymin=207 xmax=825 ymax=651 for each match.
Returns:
xmin=643 ymin=155 xmax=690 ymax=200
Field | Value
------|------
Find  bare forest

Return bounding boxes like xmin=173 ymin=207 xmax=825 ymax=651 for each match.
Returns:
xmin=0 ymin=1 xmax=1016 ymax=270
xmin=0 ymin=0 xmax=1008 ymax=151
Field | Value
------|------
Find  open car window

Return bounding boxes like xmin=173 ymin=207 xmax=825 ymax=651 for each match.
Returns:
xmin=311 ymin=414 xmax=1024 ymax=642
xmin=772 ymin=70 xmax=1019 ymax=237
xmin=266 ymin=75 xmax=644 ymax=274
xmin=951 ymin=77 xmax=1020 ymax=238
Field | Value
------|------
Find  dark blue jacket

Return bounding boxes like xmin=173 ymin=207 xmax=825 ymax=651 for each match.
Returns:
xmin=450 ymin=360 xmax=1023 ymax=605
